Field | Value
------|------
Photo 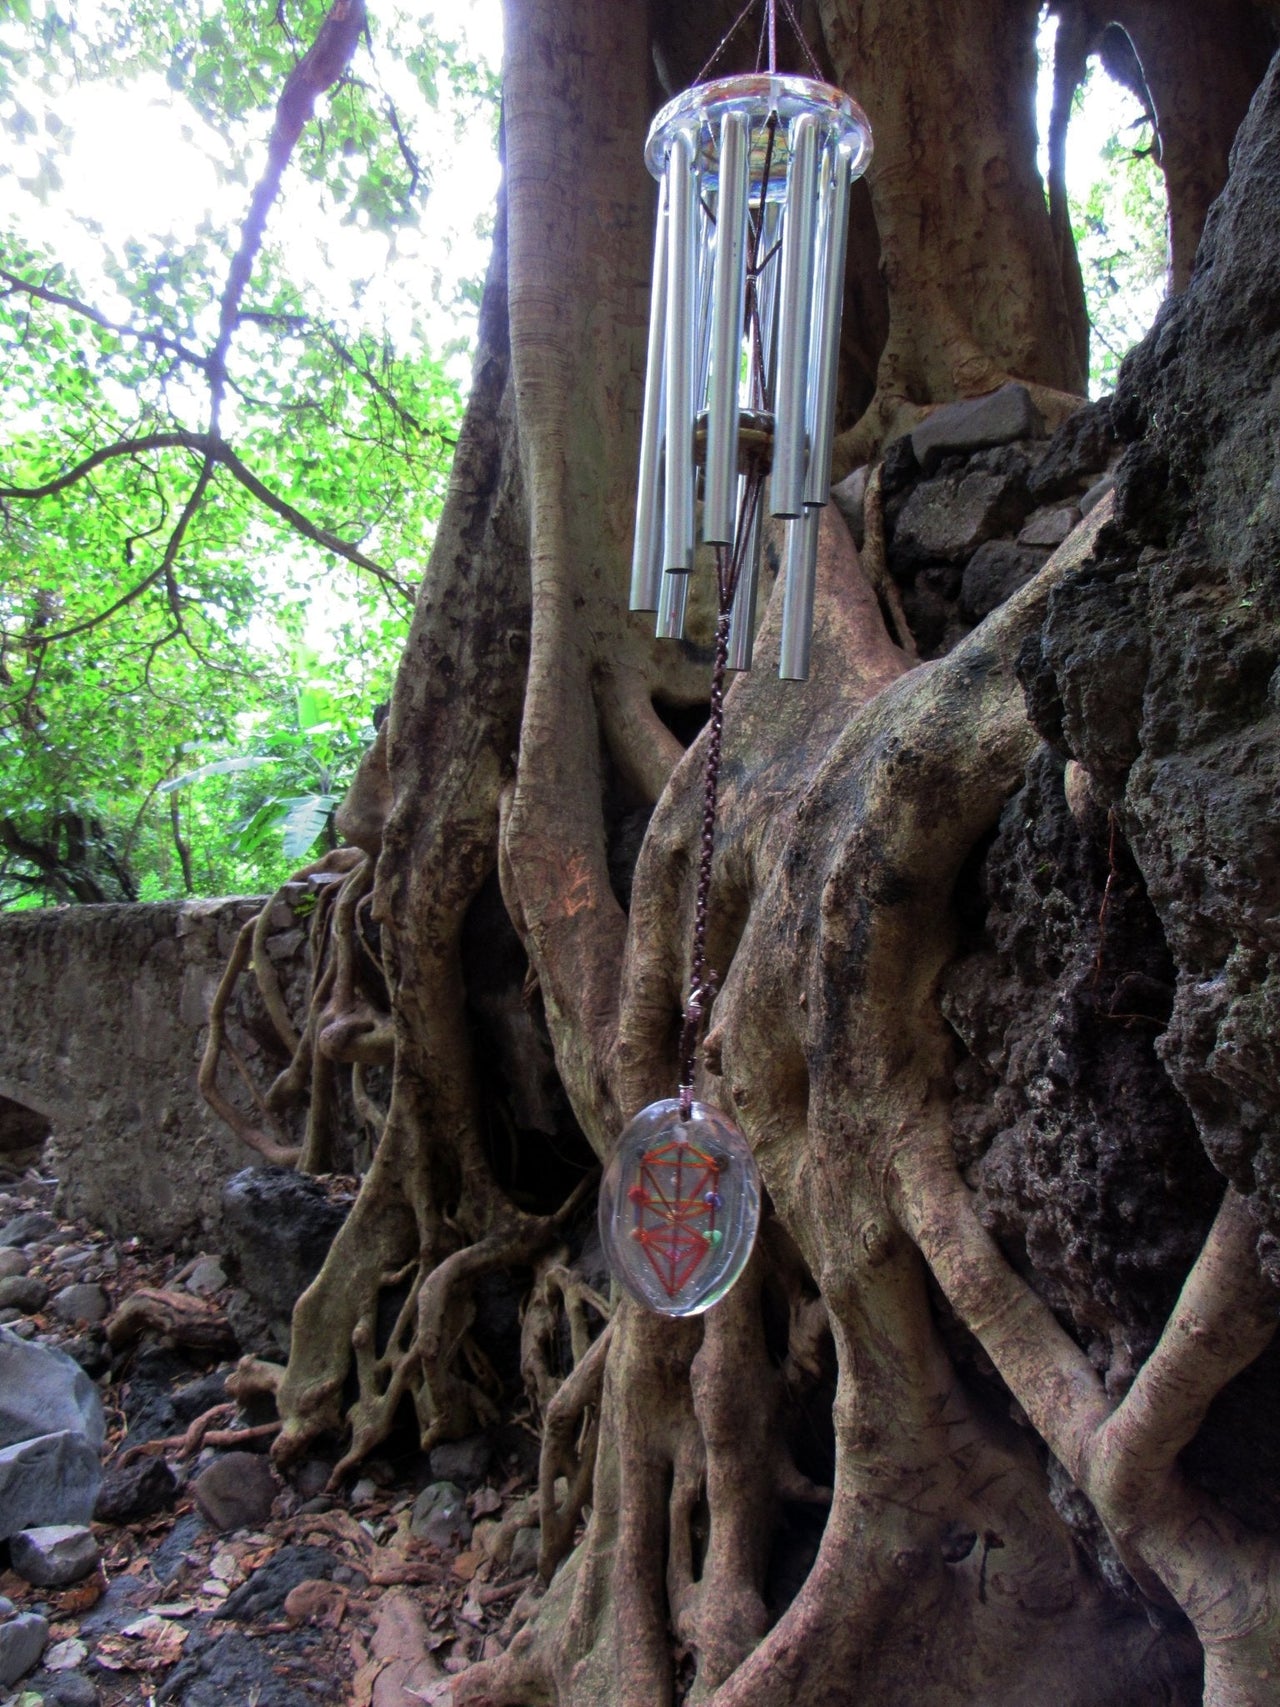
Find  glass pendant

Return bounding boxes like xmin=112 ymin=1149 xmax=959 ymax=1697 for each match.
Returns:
xmin=599 ymin=1099 xmax=761 ymax=1317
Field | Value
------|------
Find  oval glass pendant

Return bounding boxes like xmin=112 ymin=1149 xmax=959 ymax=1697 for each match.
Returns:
xmin=599 ymin=1098 xmax=761 ymax=1317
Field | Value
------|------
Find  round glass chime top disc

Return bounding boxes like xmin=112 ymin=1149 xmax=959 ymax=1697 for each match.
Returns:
xmin=599 ymin=1099 xmax=761 ymax=1317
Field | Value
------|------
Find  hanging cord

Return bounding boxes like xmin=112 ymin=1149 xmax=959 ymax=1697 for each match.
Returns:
xmin=676 ymin=473 xmax=765 ymax=1118
xmin=695 ymin=0 xmax=822 ymax=84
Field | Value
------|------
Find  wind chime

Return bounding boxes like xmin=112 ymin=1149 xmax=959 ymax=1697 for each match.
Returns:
xmin=599 ymin=1 xmax=874 ymax=1317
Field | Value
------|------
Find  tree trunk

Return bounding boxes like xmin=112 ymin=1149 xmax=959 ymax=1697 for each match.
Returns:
xmin=209 ymin=2 xmax=1280 ymax=1699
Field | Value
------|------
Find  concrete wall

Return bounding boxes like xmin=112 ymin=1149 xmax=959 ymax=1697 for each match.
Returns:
xmin=0 ymin=899 xmax=265 ymax=1246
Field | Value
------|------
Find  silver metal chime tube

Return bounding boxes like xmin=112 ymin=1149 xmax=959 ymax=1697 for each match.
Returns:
xmin=634 ymin=70 xmax=872 ymax=676
xmin=663 ymin=131 xmax=698 ymax=575
xmin=629 ymin=176 xmax=670 ymax=612
xmin=778 ymin=503 xmax=821 ymax=680
xmin=769 ymin=113 xmax=820 ymax=518
xmin=803 ymin=142 xmax=853 ymax=508
xmin=726 ymin=476 xmax=764 ymax=671
xmin=703 ymin=112 xmax=751 ymax=546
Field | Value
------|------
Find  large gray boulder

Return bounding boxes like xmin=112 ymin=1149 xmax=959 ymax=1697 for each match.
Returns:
xmin=0 ymin=1432 xmax=102 ymax=1540
xmin=0 ymin=1326 xmax=104 ymax=1449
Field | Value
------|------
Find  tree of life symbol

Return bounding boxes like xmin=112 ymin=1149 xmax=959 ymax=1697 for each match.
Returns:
xmin=628 ymin=1135 xmax=724 ymax=1297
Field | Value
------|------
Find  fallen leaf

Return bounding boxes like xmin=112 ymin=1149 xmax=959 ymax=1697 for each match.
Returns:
xmin=150 ymin=1600 xmax=198 ymax=1617
xmin=450 ymin=1552 xmax=482 ymax=1583
xmin=54 ymin=1569 xmax=105 ymax=1613
xmin=470 ymin=1487 xmax=502 ymax=1518
xmin=283 ymin=1578 xmax=348 ymax=1628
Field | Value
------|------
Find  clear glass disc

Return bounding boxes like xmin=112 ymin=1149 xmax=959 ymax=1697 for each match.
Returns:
xmin=599 ymin=1098 xmax=761 ymax=1317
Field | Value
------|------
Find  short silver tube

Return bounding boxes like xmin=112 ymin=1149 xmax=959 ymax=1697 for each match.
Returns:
xmin=770 ymin=114 xmax=820 ymax=518
xmin=778 ymin=506 xmax=820 ymax=680
xmin=630 ymin=175 xmax=669 ymax=610
xmin=656 ymin=565 xmax=689 ymax=641
xmin=703 ymin=112 xmax=750 ymax=546
xmin=802 ymin=144 xmax=852 ymax=507
xmin=663 ymin=132 xmax=697 ymax=572
xmin=726 ymin=478 xmax=764 ymax=671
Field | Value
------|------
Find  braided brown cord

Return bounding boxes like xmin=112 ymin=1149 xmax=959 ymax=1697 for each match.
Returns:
xmin=676 ymin=470 xmax=764 ymax=1116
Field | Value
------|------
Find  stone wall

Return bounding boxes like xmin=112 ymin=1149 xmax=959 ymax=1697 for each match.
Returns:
xmin=0 ymin=899 xmax=264 ymax=1247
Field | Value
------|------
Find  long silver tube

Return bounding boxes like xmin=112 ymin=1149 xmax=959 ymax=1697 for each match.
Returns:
xmin=629 ymin=175 xmax=669 ymax=611
xmin=695 ymin=198 xmax=716 ymax=411
xmin=779 ymin=504 xmax=820 ymax=680
xmin=802 ymin=143 xmax=853 ymax=507
xmin=703 ymin=113 xmax=750 ymax=545
xmin=726 ymin=478 xmax=764 ymax=671
xmin=755 ymin=197 xmax=783 ymax=406
xmin=769 ymin=114 xmax=820 ymax=518
xmin=663 ymin=131 xmax=697 ymax=572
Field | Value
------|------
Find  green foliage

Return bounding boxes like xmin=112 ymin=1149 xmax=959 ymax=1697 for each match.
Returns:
xmin=1067 ymin=62 xmax=1170 ymax=395
xmin=0 ymin=0 xmax=498 ymax=906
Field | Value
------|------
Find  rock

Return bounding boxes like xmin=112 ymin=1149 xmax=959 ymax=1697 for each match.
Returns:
xmin=0 ymin=1249 xmax=29 ymax=1279
xmin=146 ymin=1511 xmax=206 ymax=1588
xmin=51 ymin=1283 xmax=110 ymax=1325
xmin=221 ymin=1168 xmax=349 ymax=1325
xmin=0 ymin=1326 xmax=105 ymax=1449
xmin=1018 ymin=505 xmax=1079 ymax=548
xmin=1026 ymin=396 xmax=1115 ymax=502
xmin=429 ymin=1435 xmax=493 ymax=1489
xmin=186 ymin=1258 xmax=227 ymax=1297
xmin=60 ymin=1331 xmax=111 ymax=1379
xmin=910 ymin=383 xmax=1044 ymax=471
xmin=0 ymin=1433 xmax=103 ymax=1540
xmin=6 ymin=1317 xmax=35 ymax=1339
xmin=191 ymin=1451 xmax=278 ymax=1532
xmin=0 ymin=1597 xmax=13 ymax=1617
xmin=893 ymin=460 xmax=1031 ymax=566
xmin=214 ymin=1544 xmax=336 ymax=1621
xmin=38 ymin=1636 xmax=88 ymax=1671
xmin=410 ymin=1481 xmax=472 ymax=1549
xmin=0 ymin=1211 xmax=57 ymax=1248
xmin=172 ymin=1368 xmax=231 ymax=1425
xmin=348 ymin=1476 xmax=378 ymax=1507
xmin=830 ymin=465 xmax=869 ymax=547
xmin=0 ymin=1276 xmax=47 ymax=1314
xmin=0 ymin=1611 xmax=48 ymax=1687
xmin=292 ymin=1460 xmax=333 ymax=1502
xmin=30 ymin=1669 xmax=98 ymax=1706
xmin=94 ymin=1456 xmax=178 ymax=1526
xmin=10 ymin=1524 xmax=100 ymax=1586
xmin=154 ymin=1629 xmax=309 ymax=1707
xmin=509 ymin=1524 xmax=541 ymax=1577
xmin=960 ymin=540 xmax=1049 ymax=620
xmin=1079 ymin=473 xmax=1115 ymax=515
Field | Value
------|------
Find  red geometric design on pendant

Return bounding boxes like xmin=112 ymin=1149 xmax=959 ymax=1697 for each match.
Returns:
xmin=629 ymin=1137 xmax=721 ymax=1298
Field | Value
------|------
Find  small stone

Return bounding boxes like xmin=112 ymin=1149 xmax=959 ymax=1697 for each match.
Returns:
xmin=1080 ymin=473 xmax=1115 ymax=515
xmin=0 ymin=1249 xmax=30 ymax=1280
xmin=910 ymin=382 xmax=1044 ymax=471
xmin=60 ymin=1333 xmax=111 ymax=1379
xmin=0 ymin=1432 xmax=102 ymax=1540
xmin=51 ymin=1284 xmax=110 ymax=1325
xmin=32 ymin=1670 xmax=98 ymax=1706
xmin=214 ymin=1544 xmax=335 ymax=1622
xmin=1018 ymin=505 xmax=1079 ymax=548
xmin=0 ymin=1610 xmax=48 ymax=1687
xmin=0 ymin=1212 xmax=58 ymax=1248
xmin=429 ymin=1435 xmax=493 ymax=1488
xmin=97 ymin=1249 xmax=119 ymax=1276
xmin=348 ymin=1476 xmax=378 ymax=1507
xmin=893 ymin=463 xmax=1031 ymax=566
xmin=960 ymin=540 xmax=1048 ymax=620
xmin=40 ymin=1635 xmax=89 ymax=1670
xmin=10 ymin=1524 xmax=101 ymax=1586
xmin=410 ymin=1481 xmax=473 ymax=1549
xmin=93 ymin=1457 xmax=178 ymax=1526
xmin=292 ymin=1459 xmax=333 ymax=1501
xmin=50 ymin=1245 xmax=94 ymax=1271
xmin=191 ymin=1451 xmax=278 ymax=1532
xmin=7 ymin=1318 xmax=35 ymax=1339
xmin=0 ymin=1276 xmax=48 ymax=1314
xmin=185 ymin=1258 xmax=227 ymax=1298
xmin=830 ymin=465 xmax=869 ymax=547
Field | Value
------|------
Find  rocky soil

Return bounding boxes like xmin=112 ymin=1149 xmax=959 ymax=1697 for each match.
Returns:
xmin=0 ymin=1155 xmax=547 ymax=1707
